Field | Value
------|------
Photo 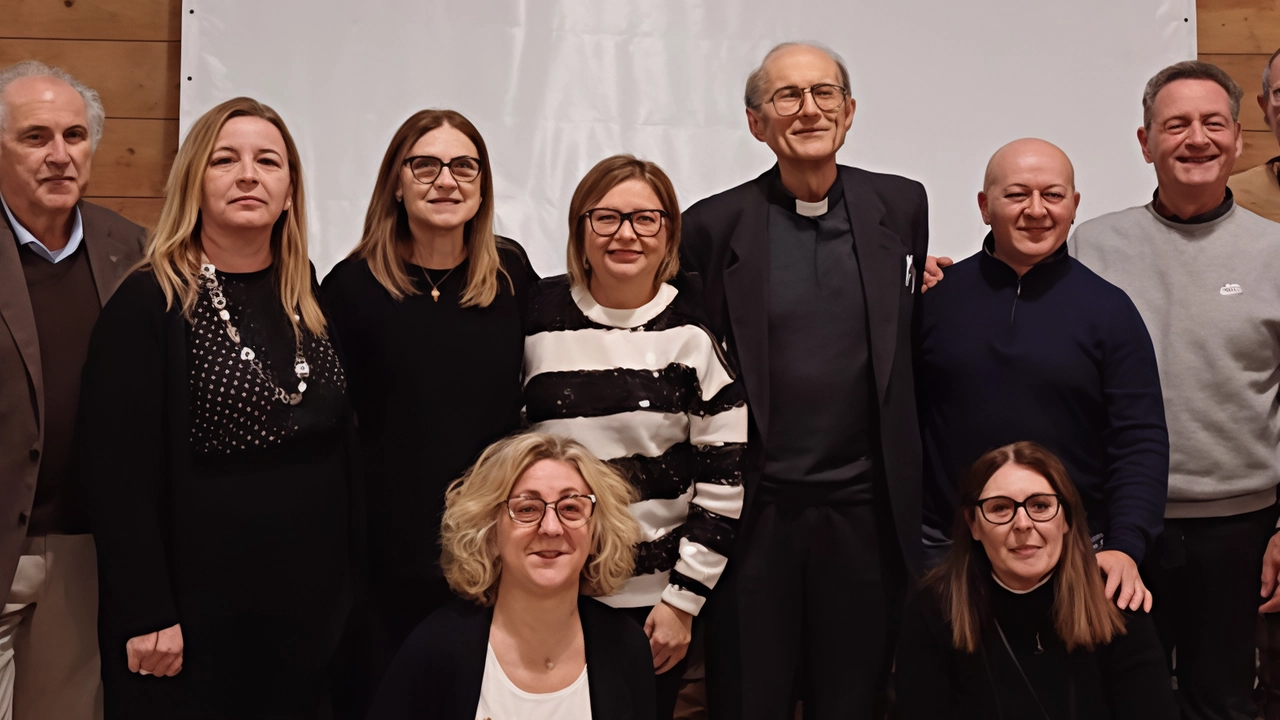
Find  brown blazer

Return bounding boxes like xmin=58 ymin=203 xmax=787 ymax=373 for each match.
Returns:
xmin=0 ymin=201 xmax=146 ymax=597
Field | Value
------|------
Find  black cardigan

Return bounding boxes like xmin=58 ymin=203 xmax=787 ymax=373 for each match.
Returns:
xmin=367 ymin=596 xmax=656 ymax=719
xmin=895 ymin=576 xmax=1177 ymax=720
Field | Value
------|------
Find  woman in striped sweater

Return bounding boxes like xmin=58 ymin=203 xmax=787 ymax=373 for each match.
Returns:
xmin=523 ymin=155 xmax=748 ymax=718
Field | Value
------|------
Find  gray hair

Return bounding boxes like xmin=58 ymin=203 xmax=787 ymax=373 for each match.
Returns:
xmin=1262 ymin=47 xmax=1280 ymax=97
xmin=744 ymin=42 xmax=852 ymax=109
xmin=1141 ymin=60 xmax=1242 ymax=130
xmin=0 ymin=60 xmax=105 ymax=150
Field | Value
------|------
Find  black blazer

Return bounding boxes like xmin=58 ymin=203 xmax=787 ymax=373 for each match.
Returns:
xmin=680 ymin=164 xmax=929 ymax=576
xmin=367 ymin=596 xmax=657 ymax=719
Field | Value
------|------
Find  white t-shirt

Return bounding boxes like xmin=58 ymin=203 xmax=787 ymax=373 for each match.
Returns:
xmin=474 ymin=643 xmax=592 ymax=720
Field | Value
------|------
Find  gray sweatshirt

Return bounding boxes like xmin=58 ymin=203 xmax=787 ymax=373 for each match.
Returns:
xmin=1069 ymin=202 xmax=1280 ymax=519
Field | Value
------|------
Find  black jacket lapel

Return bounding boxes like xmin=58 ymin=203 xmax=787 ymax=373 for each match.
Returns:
xmin=842 ymin=166 xmax=903 ymax=406
xmin=723 ymin=172 xmax=772 ymax=443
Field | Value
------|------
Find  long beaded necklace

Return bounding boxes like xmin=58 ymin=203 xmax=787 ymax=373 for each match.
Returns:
xmin=199 ymin=259 xmax=310 ymax=405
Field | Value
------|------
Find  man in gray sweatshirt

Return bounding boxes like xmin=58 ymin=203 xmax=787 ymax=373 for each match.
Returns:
xmin=1070 ymin=61 xmax=1280 ymax=720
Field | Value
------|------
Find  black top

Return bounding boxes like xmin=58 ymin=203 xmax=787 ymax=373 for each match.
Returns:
xmin=20 ymin=241 xmax=99 ymax=535
xmin=367 ymin=596 xmax=656 ymax=720
xmin=895 ymin=575 xmax=1177 ymax=720
xmin=916 ymin=235 xmax=1168 ymax=563
xmin=188 ymin=266 xmax=346 ymax=456
xmin=78 ymin=269 xmax=352 ymax=718
xmin=1152 ymin=186 xmax=1234 ymax=224
xmin=320 ymin=241 xmax=538 ymax=587
xmin=764 ymin=172 xmax=875 ymax=484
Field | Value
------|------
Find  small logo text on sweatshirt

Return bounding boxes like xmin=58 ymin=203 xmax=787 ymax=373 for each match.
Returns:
xmin=1221 ymin=283 xmax=1243 ymax=296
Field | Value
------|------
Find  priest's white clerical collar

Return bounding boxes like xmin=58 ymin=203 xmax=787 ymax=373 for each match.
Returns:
xmin=992 ymin=571 xmax=1054 ymax=595
xmin=795 ymin=197 xmax=829 ymax=217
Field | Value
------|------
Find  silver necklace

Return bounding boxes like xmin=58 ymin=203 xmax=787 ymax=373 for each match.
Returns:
xmin=199 ymin=260 xmax=310 ymax=405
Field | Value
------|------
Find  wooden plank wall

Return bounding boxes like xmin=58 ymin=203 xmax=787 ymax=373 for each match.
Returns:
xmin=1201 ymin=0 xmax=1280 ymax=171
xmin=0 ymin=0 xmax=182 ymax=229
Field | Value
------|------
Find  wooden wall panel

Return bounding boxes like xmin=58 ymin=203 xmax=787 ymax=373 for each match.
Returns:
xmin=1 ymin=0 xmax=180 ymax=42
xmin=0 ymin=39 xmax=179 ymax=118
xmin=1200 ymin=0 xmax=1280 ymax=172
xmin=1242 ymin=129 xmax=1278 ymax=168
xmin=1 ymin=0 xmax=182 ymax=228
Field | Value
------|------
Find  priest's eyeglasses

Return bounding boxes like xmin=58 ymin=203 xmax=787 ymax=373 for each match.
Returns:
xmin=767 ymin=83 xmax=848 ymax=116
xmin=582 ymin=208 xmax=667 ymax=237
xmin=974 ymin=493 xmax=1062 ymax=525
xmin=503 ymin=494 xmax=597 ymax=528
xmin=403 ymin=155 xmax=482 ymax=184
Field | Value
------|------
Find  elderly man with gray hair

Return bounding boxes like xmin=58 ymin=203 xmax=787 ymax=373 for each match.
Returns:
xmin=681 ymin=41 xmax=928 ymax=719
xmin=1070 ymin=60 xmax=1280 ymax=720
xmin=0 ymin=60 xmax=145 ymax=719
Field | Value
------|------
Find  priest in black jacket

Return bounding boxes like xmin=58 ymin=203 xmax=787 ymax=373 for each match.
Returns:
xmin=680 ymin=42 xmax=929 ymax=719
xmin=916 ymin=138 xmax=1169 ymax=610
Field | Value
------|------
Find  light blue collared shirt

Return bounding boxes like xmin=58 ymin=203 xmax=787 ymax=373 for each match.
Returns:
xmin=0 ymin=193 xmax=84 ymax=264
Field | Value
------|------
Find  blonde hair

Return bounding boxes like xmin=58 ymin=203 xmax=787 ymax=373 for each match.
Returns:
xmin=923 ymin=442 xmax=1127 ymax=653
xmin=139 ymin=97 xmax=324 ymax=337
xmin=348 ymin=109 xmax=510 ymax=307
xmin=566 ymin=154 xmax=681 ymax=291
xmin=440 ymin=433 xmax=639 ymax=606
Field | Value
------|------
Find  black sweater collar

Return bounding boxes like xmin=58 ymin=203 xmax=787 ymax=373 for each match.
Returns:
xmin=1151 ymin=187 xmax=1234 ymax=224
xmin=978 ymin=232 xmax=1071 ymax=292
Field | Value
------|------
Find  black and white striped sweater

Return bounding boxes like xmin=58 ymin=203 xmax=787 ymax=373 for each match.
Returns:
xmin=524 ymin=276 xmax=747 ymax=615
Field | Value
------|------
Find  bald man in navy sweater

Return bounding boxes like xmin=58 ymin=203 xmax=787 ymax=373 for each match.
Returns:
xmin=916 ymin=139 xmax=1169 ymax=611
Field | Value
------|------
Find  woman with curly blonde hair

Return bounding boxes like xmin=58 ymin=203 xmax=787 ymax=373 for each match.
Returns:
xmin=368 ymin=433 xmax=655 ymax=719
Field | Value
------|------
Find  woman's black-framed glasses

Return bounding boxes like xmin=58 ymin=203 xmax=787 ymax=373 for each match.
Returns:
xmin=503 ymin=494 xmax=597 ymax=528
xmin=767 ymin=83 xmax=848 ymax=117
xmin=403 ymin=155 xmax=482 ymax=184
xmin=974 ymin=493 xmax=1062 ymax=525
xmin=582 ymin=208 xmax=667 ymax=237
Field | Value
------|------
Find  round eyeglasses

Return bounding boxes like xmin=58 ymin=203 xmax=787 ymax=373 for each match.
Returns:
xmin=974 ymin=493 xmax=1062 ymax=525
xmin=403 ymin=155 xmax=482 ymax=184
xmin=502 ymin=494 xmax=596 ymax=528
xmin=766 ymin=83 xmax=849 ymax=117
xmin=582 ymin=208 xmax=667 ymax=238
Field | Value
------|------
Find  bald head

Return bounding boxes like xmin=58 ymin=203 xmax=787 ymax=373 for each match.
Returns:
xmin=983 ymin=138 xmax=1075 ymax=194
xmin=978 ymin=138 xmax=1081 ymax=276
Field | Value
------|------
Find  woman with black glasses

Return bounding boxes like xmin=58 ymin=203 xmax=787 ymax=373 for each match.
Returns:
xmin=522 ymin=154 xmax=747 ymax=719
xmin=319 ymin=109 xmax=538 ymax=713
xmin=895 ymin=441 xmax=1175 ymax=720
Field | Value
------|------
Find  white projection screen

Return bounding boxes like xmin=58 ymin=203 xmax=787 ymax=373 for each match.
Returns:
xmin=180 ymin=1 xmax=1196 ymax=277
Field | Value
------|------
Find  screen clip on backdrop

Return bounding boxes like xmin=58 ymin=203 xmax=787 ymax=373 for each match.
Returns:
xmin=180 ymin=0 xmax=1195 ymax=277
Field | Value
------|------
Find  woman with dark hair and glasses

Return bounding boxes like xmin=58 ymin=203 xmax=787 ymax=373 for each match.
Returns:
xmin=368 ymin=432 xmax=654 ymax=719
xmin=895 ymin=441 xmax=1175 ymax=719
xmin=319 ymin=110 xmax=538 ymax=713
xmin=522 ymin=154 xmax=748 ymax=718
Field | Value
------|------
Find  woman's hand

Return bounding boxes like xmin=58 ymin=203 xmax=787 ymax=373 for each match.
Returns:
xmin=126 ymin=623 xmax=184 ymax=677
xmin=644 ymin=602 xmax=693 ymax=675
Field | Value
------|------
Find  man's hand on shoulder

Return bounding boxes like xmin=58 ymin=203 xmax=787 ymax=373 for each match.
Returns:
xmin=921 ymin=255 xmax=953 ymax=293
xmin=1096 ymin=549 xmax=1152 ymax=612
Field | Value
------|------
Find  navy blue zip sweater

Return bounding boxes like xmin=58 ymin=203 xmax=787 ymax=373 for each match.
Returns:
xmin=916 ymin=234 xmax=1169 ymax=563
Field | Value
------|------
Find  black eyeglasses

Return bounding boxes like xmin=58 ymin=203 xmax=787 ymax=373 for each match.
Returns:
xmin=582 ymin=208 xmax=667 ymax=238
xmin=766 ymin=83 xmax=848 ymax=117
xmin=403 ymin=155 xmax=482 ymax=184
xmin=502 ymin=494 xmax=596 ymax=528
xmin=974 ymin=493 xmax=1063 ymax=525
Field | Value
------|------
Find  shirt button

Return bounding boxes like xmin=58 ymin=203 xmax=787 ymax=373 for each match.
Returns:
xmin=17 ymin=512 xmax=27 ymax=526
xmin=28 ymin=448 xmax=39 ymax=462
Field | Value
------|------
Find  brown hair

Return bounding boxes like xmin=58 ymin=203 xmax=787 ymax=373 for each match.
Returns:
xmin=565 ymin=154 xmax=681 ymax=291
xmin=348 ymin=109 xmax=510 ymax=307
xmin=140 ymin=97 xmax=324 ymax=337
xmin=922 ymin=441 xmax=1126 ymax=653
xmin=1142 ymin=60 xmax=1243 ymax=130
xmin=440 ymin=432 xmax=640 ymax=606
